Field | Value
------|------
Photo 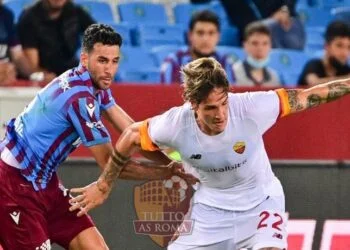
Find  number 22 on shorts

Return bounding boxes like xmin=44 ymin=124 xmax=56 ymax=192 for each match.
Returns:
xmin=257 ymin=211 xmax=283 ymax=231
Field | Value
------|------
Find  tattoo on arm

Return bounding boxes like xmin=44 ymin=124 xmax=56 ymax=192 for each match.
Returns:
xmin=100 ymin=150 xmax=129 ymax=190
xmin=287 ymin=90 xmax=304 ymax=112
xmin=307 ymin=94 xmax=323 ymax=108
xmin=287 ymin=80 xmax=350 ymax=113
xmin=326 ymin=83 xmax=350 ymax=102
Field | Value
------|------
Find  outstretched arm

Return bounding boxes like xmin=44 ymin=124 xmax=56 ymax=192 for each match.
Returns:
xmin=103 ymin=105 xmax=172 ymax=165
xmin=284 ymin=77 xmax=350 ymax=114
xmin=69 ymin=122 xmax=198 ymax=216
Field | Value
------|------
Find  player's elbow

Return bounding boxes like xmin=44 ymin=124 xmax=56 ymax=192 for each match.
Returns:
xmin=128 ymin=123 xmax=142 ymax=146
xmin=116 ymin=123 xmax=141 ymax=152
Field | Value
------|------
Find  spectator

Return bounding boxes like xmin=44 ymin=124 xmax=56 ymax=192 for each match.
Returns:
xmin=220 ymin=0 xmax=297 ymax=41
xmin=298 ymin=21 xmax=350 ymax=86
xmin=17 ymin=0 xmax=95 ymax=83
xmin=160 ymin=10 xmax=234 ymax=84
xmin=0 ymin=1 xmax=32 ymax=85
xmin=262 ymin=5 xmax=305 ymax=50
xmin=233 ymin=22 xmax=281 ymax=86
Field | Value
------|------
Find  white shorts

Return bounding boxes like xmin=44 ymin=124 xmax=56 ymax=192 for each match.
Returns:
xmin=168 ymin=195 xmax=287 ymax=250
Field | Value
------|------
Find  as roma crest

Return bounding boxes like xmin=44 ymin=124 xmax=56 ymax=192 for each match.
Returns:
xmin=133 ymin=177 xmax=194 ymax=247
xmin=233 ymin=141 xmax=246 ymax=154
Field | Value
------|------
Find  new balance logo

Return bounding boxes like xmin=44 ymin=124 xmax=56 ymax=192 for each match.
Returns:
xmin=9 ymin=211 xmax=20 ymax=225
xmin=190 ymin=154 xmax=202 ymax=160
xmin=35 ymin=239 xmax=51 ymax=250
xmin=273 ymin=232 xmax=283 ymax=239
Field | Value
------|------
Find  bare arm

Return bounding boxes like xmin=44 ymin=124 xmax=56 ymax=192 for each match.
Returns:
xmin=103 ymin=105 xmax=171 ymax=165
xmin=69 ymin=122 xmax=198 ymax=216
xmin=286 ymin=77 xmax=350 ymax=114
xmin=23 ymin=48 xmax=56 ymax=82
xmin=102 ymin=104 xmax=134 ymax=133
xmin=10 ymin=46 xmax=33 ymax=77
xmin=88 ymin=143 xmax=114 ymax=170
xmin=305 ymin=73 xmax=350 ymax=86
xmin=97 ymin=122 xmax=142 ymax=189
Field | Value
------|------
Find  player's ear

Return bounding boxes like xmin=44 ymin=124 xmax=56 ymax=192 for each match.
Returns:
xmin=190 ymin=101 xmax=198 ymax=111
xmin=80 ymin=50 xmax=88 ymax=68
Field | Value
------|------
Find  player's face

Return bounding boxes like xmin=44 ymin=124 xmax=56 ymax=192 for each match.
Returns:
xmin=188 ymin=22 xmax=220 ymax=56
xmin=244 ymin=33 xmax=271 ymax=60
xmin=326 ymin=37 xmax=350 ymax=65
xmin=192 ymin=87 xmax=228 ymax=135
xmin=81 ymin=43 xmax=120 ymax=90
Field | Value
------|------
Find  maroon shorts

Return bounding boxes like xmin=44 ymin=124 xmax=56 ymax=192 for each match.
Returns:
xmin=0 ymin=160 xmax=94 ymax=250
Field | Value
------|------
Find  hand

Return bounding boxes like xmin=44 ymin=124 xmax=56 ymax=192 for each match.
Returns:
xmin=69 ymin=181 xmax=111 ymax=217
xmin=0 ymin=62 xmax=16 ymax=86
xmin=167 ymin=161 xmax=199 ymax=185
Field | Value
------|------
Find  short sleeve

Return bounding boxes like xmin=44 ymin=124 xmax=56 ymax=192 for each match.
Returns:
xmin=67 ymin=97 xmax=111 ymax=147
xmin=139 ymin=107 xmax=182 ymax=151
xmin=236 ymin=90 xmax=282 ymax=134
xmin=100 ymin=89 xmax=116 ymax=111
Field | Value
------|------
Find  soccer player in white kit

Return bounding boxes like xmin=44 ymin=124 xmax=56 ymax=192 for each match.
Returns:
xmin=70 ymin=57 xmax=350 ymax=250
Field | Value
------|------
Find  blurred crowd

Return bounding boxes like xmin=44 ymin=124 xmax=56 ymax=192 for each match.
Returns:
xmin=1 ymin=0 xmax=350 ymax=87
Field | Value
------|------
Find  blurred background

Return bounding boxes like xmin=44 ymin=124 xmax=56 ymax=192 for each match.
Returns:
xmin=1 ymin=0 xmax=350 ymax=249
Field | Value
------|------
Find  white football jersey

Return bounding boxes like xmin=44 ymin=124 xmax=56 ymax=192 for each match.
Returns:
xmin=141 ymin=90 xmax=289 ymax=211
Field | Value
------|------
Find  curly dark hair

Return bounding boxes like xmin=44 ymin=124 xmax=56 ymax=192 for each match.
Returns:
xmin=82 ymin=24 xmax=122 ymax=52
xmin=325 ymin=20 xmax=350 ymax=44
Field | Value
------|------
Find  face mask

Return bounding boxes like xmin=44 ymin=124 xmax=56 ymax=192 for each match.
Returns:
xmin=329 ymin=56 xmax=349 ymax=75
xmin=246 ymin=56 xmax=270 ymax=69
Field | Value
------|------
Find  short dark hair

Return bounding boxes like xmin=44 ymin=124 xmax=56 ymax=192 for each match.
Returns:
xmin=243 ymin=21 xmax=271 ymax=41
xmin=325 ymin=20 xmax=350 ymax=44
xmin=82 ymin=24 xmax=122 ymax=53
xmin=189 ymin=10 xmax=220 ymax=32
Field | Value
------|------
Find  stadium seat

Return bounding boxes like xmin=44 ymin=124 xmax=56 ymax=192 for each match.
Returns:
xmin=297 ymin=7 xmax=334 ymax=27
xmin=4 ymin=0 xmax=33 ymax=22
xmin=219 ymin=25 xmax=239 ymax=46
xmin=118 ymin=2 xmax=168 ymax=24
xmin=269 ymin=49 xmax=311 ymax=86
xmin=210 ymin=0 xmax=230 ymax=26
xmin=321 ymin=0 xmax=350 ymax=8
xmin=116 ymin=46 xmax=159 ymax=83
xmin=134 ymin=24 xmax=185 ymax=48
xmin=75 ymin=0 xmax=114 ymax=23
xmin=296 ymin=0 xmax=320 ymax=8
xmin=118 ymin=46 xmax=156 ymax=70
xmin=281 ymin=72 xmax=301 ymax=87
xmin=107 ymin=22 xmax=133 ymax=47
xmin=173 ymin=3 xmax=212 ymax=26
xmin=216 ymin=46 xmax=245 ymax=63
xmin=117 ymin=69 xmax=161 ymax=84
xmin=151 ymin=45 xmax=184 ymax=66
xmin=305 ymin=27 xmax=325 ymax=52
xmin=331 ymin=7 xmax=350 ymax=25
